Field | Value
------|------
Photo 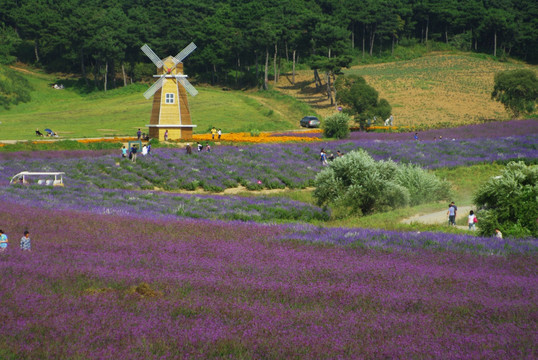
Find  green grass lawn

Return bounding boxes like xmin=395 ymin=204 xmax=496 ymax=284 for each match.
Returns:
xmin=0 ymin=66 xmax=312 ymax=141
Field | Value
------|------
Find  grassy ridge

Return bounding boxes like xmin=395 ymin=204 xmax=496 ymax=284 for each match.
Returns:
xmin=345 ymin=53 xmax=538 ymax=126
xmin=0 ymin=66 xmax=313 ymax=140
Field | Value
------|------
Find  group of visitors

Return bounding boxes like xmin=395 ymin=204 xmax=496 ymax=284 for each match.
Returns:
xmin=0 ymin=229 xmax=31 ymax=252
xmin=384 ymin=114 xmax=394 ymax=126
xmin=185 ymin=142 xmax=211 ymax=155
xmin=448 ymin=203 xmax=502 ymax=237
xmin=136 ymin=129 xmax=150 ymax=141
xmin=35 ymin=128 xmax=58 ymax=137
xmin=210 ymin=127 xmax=222 ymax=140
xmin=121 ymin=143 xmax=151 ymax=162
xmin=320 ymin=148 xmax=344 ymax=165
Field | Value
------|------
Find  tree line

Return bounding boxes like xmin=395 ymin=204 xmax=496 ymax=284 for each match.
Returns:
xmin=1 ymin=0 xmax=536 ymax=92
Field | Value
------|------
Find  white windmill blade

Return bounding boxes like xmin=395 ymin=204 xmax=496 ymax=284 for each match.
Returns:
xmin=141 ymin=44 xmax=164 ymax=68
xmin=178 ymin=77 xmax=198 ymax=96
xmin=143 ymin=76 xmax=167 ymax=99
xmin=173 ymin=42 xmax=197 ymax=65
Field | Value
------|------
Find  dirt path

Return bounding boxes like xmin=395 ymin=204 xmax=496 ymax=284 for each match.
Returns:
xmin=402 ymin=205 xmax=472 ymax=230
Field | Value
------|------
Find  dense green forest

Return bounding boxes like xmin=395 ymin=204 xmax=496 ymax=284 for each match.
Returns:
xmin=1 ymin=0 xmax=536 ymax=90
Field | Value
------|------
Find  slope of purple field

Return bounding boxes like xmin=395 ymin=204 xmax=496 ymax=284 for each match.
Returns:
xmin=0 ymin=203 xmax=536 ymax=359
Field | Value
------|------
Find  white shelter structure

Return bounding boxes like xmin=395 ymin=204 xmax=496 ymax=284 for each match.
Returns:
xmin=10 ymin=172 xmax=65 ymax=186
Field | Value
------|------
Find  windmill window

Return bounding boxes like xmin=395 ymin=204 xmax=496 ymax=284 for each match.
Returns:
xmin=165 ymin=93 xmax=175 ymax=104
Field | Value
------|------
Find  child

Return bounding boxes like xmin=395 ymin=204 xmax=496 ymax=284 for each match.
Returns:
xmin=0 ymin=229 xmax=8 ymax=252
xmin=20 ymin=231 xmax=31 ymax=251
xmin=468 ymin=210 xmax=477 ymax=230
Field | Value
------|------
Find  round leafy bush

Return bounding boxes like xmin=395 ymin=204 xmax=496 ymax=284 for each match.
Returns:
xmin=314 ymin=149 xmax=451 ymax=215
xmin=474 ymin=161 xmax=537 ymax=237
xmin=322 ymin=112 xmax=350 ymax=139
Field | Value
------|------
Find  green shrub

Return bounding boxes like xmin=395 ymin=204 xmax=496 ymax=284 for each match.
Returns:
xmin=474 ymin=161 xmax=538 ymax=237
xmin=396 ymin=163 xmax=452 ymax=206
xmin=322 ymin=113 xmax=350 ymax=139
xmin=250 ymin=129 xmax=260 ymax=137
xmin=314 ymin=149 xmax=450 ymax=215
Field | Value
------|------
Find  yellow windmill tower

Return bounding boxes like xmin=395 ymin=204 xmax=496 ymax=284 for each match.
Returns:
xmin=141 ymin=42 xmax=198 ymax=141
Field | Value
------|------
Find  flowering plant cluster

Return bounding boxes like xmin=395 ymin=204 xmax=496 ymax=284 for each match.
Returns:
xmin=0 ymin=203 xmax=536 ymax=359
xmin=2 ymin=134 xmax=536 ymax=192
xmin=1 ymin=184 xmax=329 ymax=223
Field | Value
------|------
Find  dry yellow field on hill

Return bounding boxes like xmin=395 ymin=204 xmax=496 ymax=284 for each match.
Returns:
xmin=276 ymin=53 xmax=537 ymax=126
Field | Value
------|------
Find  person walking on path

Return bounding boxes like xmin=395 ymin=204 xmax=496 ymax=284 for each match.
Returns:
xmin=211 ymin=127 xmax=217 ymax=140
xmin=137 ymin=129 xmax=142 ymax=140
xmin=0 ymin=230 xmax=8 ymax=252
xmin=495 ymin=228 xmax=503 ymax=239
xmin=121 ymin=146 xmax=127 ymax=158
xmin=131 ymin=145 xmax=138 ymax=163
xmin=186 ymin=143 xmax=192 ymax=155
xmin=20 ymin=231 xmax=31 ymax=251
xmin=218 ymin=129 xmax=222 ymax=140
xmin=447 ymin=203 xmax=457 ymax=226
xmin=468 ymin=210 xmax=477 ymax=230
xmin=164 ymin=130 xmax=168 ymax=141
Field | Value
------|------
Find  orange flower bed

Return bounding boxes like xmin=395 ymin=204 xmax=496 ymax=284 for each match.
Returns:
xmin=192 ymin=131 xmax=321 ymax=144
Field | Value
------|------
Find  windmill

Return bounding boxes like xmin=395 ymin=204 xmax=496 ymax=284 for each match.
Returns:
xmin=141 ymin=42 xmax=198 ymax=141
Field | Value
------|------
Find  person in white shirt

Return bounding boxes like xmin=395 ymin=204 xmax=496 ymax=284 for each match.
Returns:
xmin=468 ymin=210 xmax=477 ymax=230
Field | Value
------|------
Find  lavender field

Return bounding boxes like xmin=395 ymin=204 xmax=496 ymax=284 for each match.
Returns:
xmin=1 ymin=120 xmax=537 ymax=359
xmin=1 ymin=134 xmax=536 ymax=192
xmin=1 ymin=203 xmax=537 ymax=359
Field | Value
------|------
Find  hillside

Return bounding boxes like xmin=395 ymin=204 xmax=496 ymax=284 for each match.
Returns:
xmin=0 ymin=65 xmax=311 ymax=141
xmin=276 ymin=52 xmax=537 ymax=125
xmin=1 ymin=53 xmax=537 ymax=141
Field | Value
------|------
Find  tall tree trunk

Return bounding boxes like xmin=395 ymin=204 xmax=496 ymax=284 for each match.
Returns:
xmin=470 ymin=28 xmax=473 ymax=51
xmin=425 ymin=17 xmax=429 ymax=44
xmin=235 ymin=55 xmax=239 ymax=87
xmin=362 ymin=25 xmax=366 ymax=58
xmin=445 ymin=26 xmax=448 ymax=44
xmin=493 ymin=30 xmax=497 ymax=57
xmin=421 ymin=26 xmax=424 ymax=44
xmin=122 ymin=63 xmax=127 ymax=86
xmin=379 ymin=34 xmax=382 ymax=55
xmin=273 ymin=43 xmax=278 ymax=84
xmin=94 ymin=60 xmax=99 ymax=89
xmin=104 ymin=60 xmax=108 ymax=92
xmin=326 ymin=72 xmax=333 ymax=105
xmin=292 ymin=49 xmax=296 ymax=85
xmin=34 ymin=40 xmax=39 ymax=62
xmin=212 ymin=64 xmax=216 ymax=85
xmin=391 ymin=35 xmax=395 ymax=55
xmin=313 ymin=69 xmax=322 ymax=91
xmin=80 ymin=49 xmax=88 ymax=85
xmin=369 ymin=25 xmax=376 ymax=56
xmin=264 ymin=47 xmax=269 ymax=90
xmin=351 ymin=23 xmax=355 ymax=50
xmin=285 ymin=41 xmax=289 ymax=61
xmin=255 ymin=52 xmax=259 ymax=88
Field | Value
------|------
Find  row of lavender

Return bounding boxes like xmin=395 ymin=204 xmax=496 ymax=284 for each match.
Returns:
xmin=0 ymin=203 xmax=536 ymax=359
xmin=0 ymin=184 xmax=329 ymax=222
xmin=2 ymin=134 xmax=536 ymax=191
xmin=272 ymin=119 xmax=538 ymax=141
